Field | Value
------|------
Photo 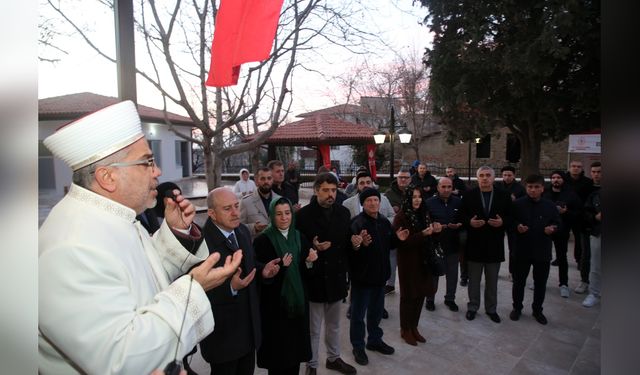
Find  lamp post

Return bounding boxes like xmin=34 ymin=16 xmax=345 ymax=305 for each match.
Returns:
xmin=374 ymin=106 xmax=412 ymax=181
xmin=467 ymin=137 xmax=482 ymax=182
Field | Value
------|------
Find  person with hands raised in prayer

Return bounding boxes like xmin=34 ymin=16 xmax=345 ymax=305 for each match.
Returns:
xmin=460 ymin=166 xmax=513 ymax=324
xmin=253 ymin=197 xmax=319 ymax=375
xmin=348 ymin=188 xmax=409 ymax=366
xmin=200 ymin=187 xmax=281 ymax=375
xmin=509 ymin=175 xmax=561 ymax=325
xmin=39 ymin=101 xmax=241 ymax=375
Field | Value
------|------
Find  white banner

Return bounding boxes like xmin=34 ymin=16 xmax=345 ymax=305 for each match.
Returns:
xmin=568 ymin=134 xmax=601 ymax=154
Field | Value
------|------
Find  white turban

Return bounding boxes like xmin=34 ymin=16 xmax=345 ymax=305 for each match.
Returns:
xmin=43 ymin=100 xmax=144 ymax=171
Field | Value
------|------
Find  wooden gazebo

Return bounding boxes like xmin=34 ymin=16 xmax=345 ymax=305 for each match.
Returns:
xmin=245 ymin=114 xmax=376 ymax=169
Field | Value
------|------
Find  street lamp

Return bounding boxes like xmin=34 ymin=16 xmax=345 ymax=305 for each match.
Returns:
xmin=373 ymin=105 xmax=412 ymax=180
xmin=466 ymin=137 xmax=482 ymax=182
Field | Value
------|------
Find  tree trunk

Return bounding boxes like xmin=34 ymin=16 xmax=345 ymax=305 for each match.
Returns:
xmin=517 ymin=125 xmax=542 ymax=178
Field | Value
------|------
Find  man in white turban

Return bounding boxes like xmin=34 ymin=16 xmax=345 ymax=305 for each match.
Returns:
xmin=39 ymin=101 xmax=242 ymax=374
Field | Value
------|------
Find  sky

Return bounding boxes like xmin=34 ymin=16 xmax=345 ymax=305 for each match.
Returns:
xmin=38 ymin=0 xmax=432 ymax=121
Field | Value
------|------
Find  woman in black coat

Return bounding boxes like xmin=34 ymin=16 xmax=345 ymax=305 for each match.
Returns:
xmin=253 ymin=197 xmax=318 ymax=375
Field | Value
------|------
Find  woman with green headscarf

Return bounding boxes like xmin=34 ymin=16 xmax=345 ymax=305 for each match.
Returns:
xmin=253 ymin=197 xmax=318 ymax=375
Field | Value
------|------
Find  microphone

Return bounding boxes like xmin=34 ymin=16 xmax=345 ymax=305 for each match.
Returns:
xmin=163 ymin=275 xmax=194 ymax=375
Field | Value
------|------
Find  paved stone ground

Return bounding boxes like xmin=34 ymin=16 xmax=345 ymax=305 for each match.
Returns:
xmin=38 ymin=178 xmax=600 ymax=374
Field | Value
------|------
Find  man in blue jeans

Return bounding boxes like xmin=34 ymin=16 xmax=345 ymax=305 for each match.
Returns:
xmin=348 ymin=188 xmax=409 ymax=366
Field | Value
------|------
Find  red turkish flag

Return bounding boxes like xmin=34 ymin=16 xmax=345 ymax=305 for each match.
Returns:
xmin=206 ymin=0 xmax=284 ymax=87
xmin=366 ymin=144 xmax=377 ymax=180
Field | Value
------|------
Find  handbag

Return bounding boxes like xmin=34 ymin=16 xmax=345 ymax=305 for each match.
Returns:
xmin=425 ymin=241 xmax=446 ymax=277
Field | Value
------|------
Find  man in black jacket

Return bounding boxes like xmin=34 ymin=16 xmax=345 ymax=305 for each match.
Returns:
xmin=497 ymin=166 xmax=526 ymax=280
xmin=296 ymin=173 xmax=357 ymax=375
xmin=582 ymin=164 xmax=602 ymax=308
xmin=460 ymin=166 xmax=512 ymax=323
xmin=348 ymin=188 xmax=409 ymax=366
xmin=563 ymin=160 xmax=594 ymax=273
xmin=509 ymin=175 xmax=561 ymax=325
xmin=200 ymin=187 xmax=282 ymax=375
xmin=445 ymin=167 xmax=467 ymax=198
xmin=542 ymin=171 xmax=582 ymax=298
xmin=410 ymin=163 xmax=438 ymax=198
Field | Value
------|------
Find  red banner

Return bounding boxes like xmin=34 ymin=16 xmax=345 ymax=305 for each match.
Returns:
xmin=206 ymin=0 xmax=284 ymax=87
xmin=318 ymin=144 xmax=331 ymax=169
xmin=366 ymin=144 xmax=377 ymax=180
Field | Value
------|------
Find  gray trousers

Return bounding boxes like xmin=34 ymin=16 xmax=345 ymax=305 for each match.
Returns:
xmin=588 ymin=235 xmax=601 ymax=297
xmin=467 ymin=261 xmax=501 ymax=314
xmin=307 ymin=300 xmax=342 ymax=368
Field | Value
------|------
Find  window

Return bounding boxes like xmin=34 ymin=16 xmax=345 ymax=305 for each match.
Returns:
xmin=506 ymin=133 xmax=521 ymax=163
xmin=148 ymin=140 xmax=162 ymax=168
xmin=38 ymin=141 xmax=56 ymax=189
xmin=330 ymin=145 xmax=340 ymax=150
xmin=475 ymin=134 xmax=491 ymax=158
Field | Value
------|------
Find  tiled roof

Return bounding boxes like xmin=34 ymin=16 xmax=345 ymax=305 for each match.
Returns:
xmin=297 ymin=104 xmax=375 ymax=118
xmin=39 ymin=92 xmax=195 ymax=126
xmin=245 ymin=114 xmax=375 ymax=145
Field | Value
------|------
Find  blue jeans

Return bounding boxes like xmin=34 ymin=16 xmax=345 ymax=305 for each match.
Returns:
xmin=349 ymin=285 xmax=385 ymax=349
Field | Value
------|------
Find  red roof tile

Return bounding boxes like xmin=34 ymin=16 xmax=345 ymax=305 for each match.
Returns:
xmin=39 ymin=92 xmax=195 ymax=126
xmin=245 ymin=114 xmax=375 ymax=145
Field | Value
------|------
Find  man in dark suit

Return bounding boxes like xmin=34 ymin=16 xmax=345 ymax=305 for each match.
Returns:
xmin=460 ymin=166 xmax=513 ymax=324
xmin=200 ymin=187 xmax=282 ymax=375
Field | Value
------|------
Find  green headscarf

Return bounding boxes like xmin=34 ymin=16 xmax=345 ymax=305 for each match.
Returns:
xmin=262 ymin=197 xmax=305 ymax=317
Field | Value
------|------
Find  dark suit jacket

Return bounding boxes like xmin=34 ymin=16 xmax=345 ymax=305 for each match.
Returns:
xmin=136 ymin=208 xmax=161 ymax=235
xmin=460 ymin=187 xmax=513 ymax=263
xmin=512 ymin=196 xmax=562 ymax=261
xmin=199 ymin=219 xmax=262 ymax=364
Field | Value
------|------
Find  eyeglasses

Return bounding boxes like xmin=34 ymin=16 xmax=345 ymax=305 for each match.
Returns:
xmin=397 ymin=176 xmax=411 ymax=179
xmin=106 ymin=157 xmax=156 ymax=169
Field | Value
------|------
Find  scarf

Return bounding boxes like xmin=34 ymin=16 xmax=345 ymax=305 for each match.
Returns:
xmin=262 ymin=197 xmax=305 ymax=317
xmin=400 ymin=185 xmax=430 ymax=232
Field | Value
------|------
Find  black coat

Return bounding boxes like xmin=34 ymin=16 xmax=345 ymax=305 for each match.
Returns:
xmin=349 ymin=212 xmax=399 ymax=287
xmin=425 ymin=195 xmax=463 ymax=255
xmin=512 ymin=196 xmax=562 ymax=261
xmin=199 ymin=219 xmax=262 ymax=364
xmin=411 ymin=172 xmax=438 ymax=197
xmin=460 ymin=187 xmax=513 ymax=263
xmin=542 ymin=187 xmax=582 ymax=232
xmin=295 ymin=199 xmax=350 ymax=303
xmin=563 ymin=172 xmax=594 ymax=204
xmin=252 ymin=233 xmax=312 ymax=370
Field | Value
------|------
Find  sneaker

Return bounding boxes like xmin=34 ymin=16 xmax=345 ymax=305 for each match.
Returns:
xmin=533 ymin=311 xmax=548 ymax=325
xmin=425 ymin=300 xmax=435 ymax=311
xmin=384 ymin=285 xmax=395 ymax=295
xmin=382 ymin=308 xmax=389 ymax=319
xmin=509 ymin=309 xmax=521 ymax=321
xmin=560 ymin=285 xmax=570 ymax=298
xmin=326 ymin=358 xmax=356 ymax=375
xmin=366 ymin=341 xmax=395 ymax=355
xmin=574 ymin=282 xmax=589 ymax=294
xmin=582 ymin=294 xmax=600 ymax=307
xmin=460 ymin=279 xmax=468 ymax=287
xmin=352 ymin=348 xmax=368 ymax=365
xmin=444 ymin=300 xmax=459 ymax=312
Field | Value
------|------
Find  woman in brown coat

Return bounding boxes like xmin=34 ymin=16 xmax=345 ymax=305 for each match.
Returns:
xmin=392 ymin=185 xmax=442 ymax=345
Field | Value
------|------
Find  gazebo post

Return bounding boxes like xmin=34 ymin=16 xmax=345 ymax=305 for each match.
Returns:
xmin=268 ymin=144 xmax=277 ymax=162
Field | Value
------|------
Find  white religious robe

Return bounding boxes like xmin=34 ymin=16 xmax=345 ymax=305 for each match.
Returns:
xmin=38 ymin=184 xmax=214 ymax=374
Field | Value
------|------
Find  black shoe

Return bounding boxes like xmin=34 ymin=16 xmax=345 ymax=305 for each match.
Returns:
xmin=384 ymin=285 xmax=395 ymax=295
xmin=487 ymin=312 xmax=501 ymax=323
xmin=326 ymin=358 xmax=357 ymax=375
xmin=460 ymin=279 xmax=468 ymax=287
xmin=465 ymin=310 xmax=476 ymax=320
xmin=425 ymin=300 xmax=435 ymax=311
xmin=444 ymin=301 xmax=459 ymax=312
xmin=533 ymin=311 xmax=548 ymax=325
xmin=352 ymin=348 xmax=368 ymax=365
xmin=509 ymin=309 xmax=521 ymax=321
xmin=366 ymin=341 xmax=395 ymax=355
xmin=382 ymin=308 xmax=389 ymax=319
xmin=551 ymin=259 xmax=558 ymax=266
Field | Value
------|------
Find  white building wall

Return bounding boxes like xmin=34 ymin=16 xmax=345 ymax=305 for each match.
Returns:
xmin=39 ymin=120 xmax=192 ymax=197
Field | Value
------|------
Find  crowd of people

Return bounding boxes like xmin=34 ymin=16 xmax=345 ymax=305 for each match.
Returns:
xmin=38 ymin=102 xmax=601 ymax=375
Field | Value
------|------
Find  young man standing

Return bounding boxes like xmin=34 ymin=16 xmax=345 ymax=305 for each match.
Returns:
xmin=510 ymin=175 xmax=561 ymax=325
